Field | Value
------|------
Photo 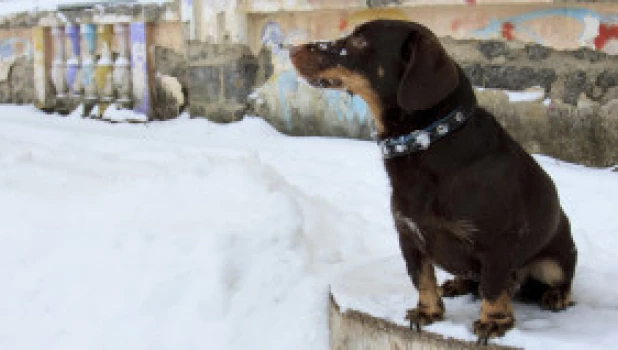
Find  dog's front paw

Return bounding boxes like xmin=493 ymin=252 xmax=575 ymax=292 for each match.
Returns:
xmin=405 ymin=301 xmax=444 ymax=331
xmin=541 ymin=287 xmax=573 ymax=311
xmin=473 ymin=313 xmax=515 ymax=345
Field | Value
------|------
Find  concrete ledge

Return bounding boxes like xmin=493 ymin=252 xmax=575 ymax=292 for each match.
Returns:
xmin=329 ymin=296 xmax=517 ymax=350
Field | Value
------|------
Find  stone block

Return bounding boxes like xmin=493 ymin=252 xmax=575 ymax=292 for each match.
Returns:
xmin=222 ymin=58 xmax=258 ymax=102
xmin=188 ymin=65 xmax=222 ymax=104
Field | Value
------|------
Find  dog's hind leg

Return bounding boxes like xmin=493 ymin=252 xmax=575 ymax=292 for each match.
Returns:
xmin=529 ymin=212 xmax=577 ymax=311
xmin=440 ymin=276 xmax=479 ymax=298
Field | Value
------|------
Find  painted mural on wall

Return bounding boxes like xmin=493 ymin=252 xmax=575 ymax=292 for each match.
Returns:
xmin=250 ymin=5 xmax=618 ymax=137
xmin=253 ymin=20 xmax=374 ymax=137
xmin=459 ymin=8 xmax=618 ymax=53
xmin=0 ymin=36 xmax=32 ymax=82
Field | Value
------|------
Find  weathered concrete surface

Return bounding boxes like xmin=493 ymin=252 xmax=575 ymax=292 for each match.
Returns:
xmin=444 ymin=38 xmax=618 ymax=106
xmin=246 ymin=36 xmax=618 ymax=167
xmin=478 ymin=91 xmax=618 ymax=167
xmin=330 ymin=296 xmax=518 ymax=350
xmin=0 ymin=57 xmax=34 ymax=104
xmin=187 ymin=42 xmax=258 ymax=122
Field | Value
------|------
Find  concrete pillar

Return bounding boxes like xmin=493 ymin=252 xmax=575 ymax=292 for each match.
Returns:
xmin=50 ymin=25 xmax=67 ymax=102
xmin=180 ymin=0 xmax=196 ymax=40
xmin=32 ymin=26 xmax=52 ymax=110
xmin=81 ymin=23 xmax=98 ymax=114
xmin=95 ymin=24 xmax=114 ymax=116
xmin=198 ymin=0 xmax=249 ymax=44
xmin=65 ymin=24 xmax=81 ymax=98
xmin=113 ymin=23 xmax=132 ymax=109
xmin=130 ymin=22 xmax=154 ymax=118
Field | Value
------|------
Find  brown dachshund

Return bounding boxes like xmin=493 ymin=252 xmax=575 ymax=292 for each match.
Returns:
xmin=290 ymin=20 xmax=577 ymax=344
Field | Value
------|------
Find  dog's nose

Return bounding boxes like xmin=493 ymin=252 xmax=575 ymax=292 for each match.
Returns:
xmin=289 ymin=45 xmax=303 ymax=58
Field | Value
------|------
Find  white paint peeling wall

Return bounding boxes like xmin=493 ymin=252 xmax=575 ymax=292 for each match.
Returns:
xmin=191 ymin=0 xmax=248 ymax=44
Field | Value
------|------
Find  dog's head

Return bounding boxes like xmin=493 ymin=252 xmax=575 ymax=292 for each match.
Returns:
xmin=290 ymin=20 xmax=460 ymax=131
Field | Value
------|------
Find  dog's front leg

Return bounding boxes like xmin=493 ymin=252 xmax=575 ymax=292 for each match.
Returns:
xmin=474 ymin=263 xmax=516 ymax=344
xmin=405 ymin=260 xmax=445 ymax=331
xmin=398 ymin=229 xmax=444 ymax=330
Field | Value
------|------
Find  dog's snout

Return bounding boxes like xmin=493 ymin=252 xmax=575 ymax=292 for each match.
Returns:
xmin=289 ymin=45 xmax=303 ymax=58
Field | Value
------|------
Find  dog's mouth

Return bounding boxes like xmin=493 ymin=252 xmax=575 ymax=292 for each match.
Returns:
xmin=307 ymin=77 xmax=344 ymax=89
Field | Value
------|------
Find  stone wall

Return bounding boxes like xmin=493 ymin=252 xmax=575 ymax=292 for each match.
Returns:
xmin=479 ymin=91 xmax=618 ymax=167
xmin=0 ymin=18 xmax=42 ymax=105
xmin=1 ymin=1 xmax=617 ymax=167
xmin=0 ymin=57 xmax=34 ymax=104
xmin=187 ymin=42 xmax=259 ymax=122
xmin=240 ymin=2 xmax=618 ymax=167
xmin=449 ymin=38 xmax=618 ymax=106
xmin=246 ymin=41 xmax=618 ymax=166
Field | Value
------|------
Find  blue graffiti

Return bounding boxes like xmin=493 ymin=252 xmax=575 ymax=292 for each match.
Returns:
xmin=0 ymin=38 xmax=32 ymax=59
xmin=262 ymin=21 xmax=285 ymax=53
xmin=273 ymin=70 xmax=371 ymax=131
xmin=276 ymin=70 xmax=299 ymax=129
xmin=351 ymin=94 xmax=369 ymax=125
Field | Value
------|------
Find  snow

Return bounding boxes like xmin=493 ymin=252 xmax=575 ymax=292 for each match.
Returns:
xmin=101 ymin=103 xmax=148 ymax=122
xmin=1 ymin=104 xmax=617 ymax=349
xmin=475 ymin=86 xmax=546 ymax=103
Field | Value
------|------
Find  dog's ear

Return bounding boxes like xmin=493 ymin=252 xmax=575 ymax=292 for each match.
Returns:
xmin=397 ymin=31 xmax=459 ymax=112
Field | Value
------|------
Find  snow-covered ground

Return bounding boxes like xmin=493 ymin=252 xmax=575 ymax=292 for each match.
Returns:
xmin=1 ymin=104 xmax=617 ymax=349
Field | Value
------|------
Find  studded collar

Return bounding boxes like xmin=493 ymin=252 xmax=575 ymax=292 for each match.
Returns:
xmin=378 ymin=105 xmax=475 ymax=159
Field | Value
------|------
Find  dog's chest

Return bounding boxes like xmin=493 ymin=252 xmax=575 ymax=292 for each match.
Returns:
xmin=387 ymin=161 xmax=480 ymax=276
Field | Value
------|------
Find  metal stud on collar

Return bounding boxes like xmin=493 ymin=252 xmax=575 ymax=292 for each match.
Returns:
xmin=395 ymin=144 xmax=408 ymax=153
xmin=436 ymin=124 xmax=449 ymax=135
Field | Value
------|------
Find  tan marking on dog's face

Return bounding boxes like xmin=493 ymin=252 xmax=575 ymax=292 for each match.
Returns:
xmin=479 ymin=291 xmax=514 ymax=322
xmin=316 ymin=66 xmax=385 ymax=134
xmin=377 ymin=65 xmax=384 ymax=78
xmin=529 ymin=259 xmax=564 ymax=287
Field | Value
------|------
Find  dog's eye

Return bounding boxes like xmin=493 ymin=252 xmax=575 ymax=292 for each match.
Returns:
xmin=349 ymin=35 xmax=368 ymax=50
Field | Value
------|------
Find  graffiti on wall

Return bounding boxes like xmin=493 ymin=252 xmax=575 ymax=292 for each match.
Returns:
xmin=460 ymin=8 xmax=618 ymax=52
xmin=0 ymin=38 xmax=31 ymax=60
xmin=254 ymin=20 xmax=373 ymax=134
xmin=252 ymin=6 xmax=618 ymax=136
xmin=252 ymin=8 xmax=415 ymax=134
xmin=0 ymin=37 xmax=32 ymax=82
